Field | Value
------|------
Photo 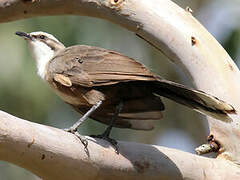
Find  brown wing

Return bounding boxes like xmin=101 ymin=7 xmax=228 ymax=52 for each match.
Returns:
xmin=48 ymin=45 xmax=157 ymax=87
xmin=48 ymin=45 xmax=164 ymax=130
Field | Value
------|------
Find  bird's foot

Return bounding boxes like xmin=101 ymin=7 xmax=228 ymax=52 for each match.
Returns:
xmin=90 ymin=133 xmax=119 ymax=154
xmin=64 ymin=128 xmax=88 ymax=149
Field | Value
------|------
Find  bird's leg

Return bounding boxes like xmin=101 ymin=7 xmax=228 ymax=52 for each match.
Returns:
xmin=64 ymin=100 xmax=102 ymax=148
xmin=91 ymin=102 xmax=123 ymax=153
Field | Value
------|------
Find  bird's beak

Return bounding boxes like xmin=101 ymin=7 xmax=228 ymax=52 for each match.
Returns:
xmin=15 ymin=31 xmax=33 ymax=41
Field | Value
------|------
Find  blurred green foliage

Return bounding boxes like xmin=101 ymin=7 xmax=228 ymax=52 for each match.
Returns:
xmin=223 ymin=29 xmax=240 ymax=61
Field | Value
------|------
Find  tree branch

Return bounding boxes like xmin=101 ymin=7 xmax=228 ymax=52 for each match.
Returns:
xmin=1 ymin=0 xmax=240 ymax=179
xmin=1 ymin=110 xmax=240 ymax=180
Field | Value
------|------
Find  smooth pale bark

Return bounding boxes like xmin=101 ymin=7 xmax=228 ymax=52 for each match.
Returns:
xmin=0 ymin=0 xmax=240 ymax=179
xmin=1 ymin=110 xmax=240 ymax=180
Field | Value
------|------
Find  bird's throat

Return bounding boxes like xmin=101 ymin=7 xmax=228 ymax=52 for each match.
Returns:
xmin=28 ymin=40 xmax=55 ymax=79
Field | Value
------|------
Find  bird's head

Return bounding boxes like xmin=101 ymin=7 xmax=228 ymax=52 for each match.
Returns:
xmin=15 ymin=31 xmax=65 ymax=79
xmin=15 ymin=31 xmax=65 ymax=62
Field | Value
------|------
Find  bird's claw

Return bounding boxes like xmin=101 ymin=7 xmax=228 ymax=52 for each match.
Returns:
xmin=90 ymin=134 xmax=119 ymax=154
xmin=63 ymin=128 xmax=88 ymax=149
xmin=75 ymin=131 xmax=88 ymax=148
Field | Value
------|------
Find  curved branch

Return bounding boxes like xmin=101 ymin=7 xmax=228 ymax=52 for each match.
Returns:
xmin=0 ymin=110 xmax=240 ymax=180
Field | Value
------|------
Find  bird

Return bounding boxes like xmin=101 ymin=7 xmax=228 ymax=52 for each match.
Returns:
xmin=15 ymin=31 xmax=235 ymax=150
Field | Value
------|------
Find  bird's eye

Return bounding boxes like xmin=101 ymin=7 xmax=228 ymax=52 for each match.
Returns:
xmin=39 ymin=35 xmax=45 ymax=39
